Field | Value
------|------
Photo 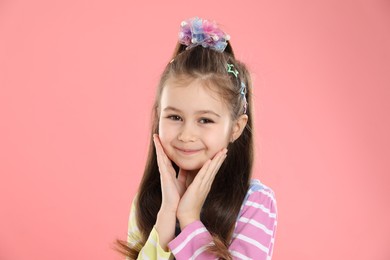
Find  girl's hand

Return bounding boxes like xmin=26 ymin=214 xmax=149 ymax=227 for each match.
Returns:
xmin=177 ymin=148 xmax=228 ymax=229
xmin=153 ymin=134 xmax=187 ymax=212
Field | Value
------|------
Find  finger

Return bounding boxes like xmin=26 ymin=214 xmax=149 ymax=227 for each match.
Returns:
xmin=187 ymin=148 xmax=227 ymax=191
xmin=203 ymin=149 xmax=225 ymax=178
xmin=153 ymin=135 xmax=172 ymax=177
xmin=209 ymin=148 xmax=227 ymax=174
xmin=153 ymin=135 xmax=164 ymax=167
xmin=203 ymin=149 xmax=227 ymax=187
xmin=177 ymin=169 xmax=188 ymax=185
xmin=153 ymin=134 xmax=164 ymax=157
xmin=190 ymin=157 xmax=222 ymax=200
xmin=154 ymin=135 xmax=174 ymax=171
xmin=153 ymin=135 xmax=162 ymax=164
xmin=192 ymin=159 xmax=211 ymax=185
xmin=193 ymin=148 xmax=225 ymax=187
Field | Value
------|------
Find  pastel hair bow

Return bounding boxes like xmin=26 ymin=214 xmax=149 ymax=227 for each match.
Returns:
xmin=178 ymin=17 xmax=230 ymax=53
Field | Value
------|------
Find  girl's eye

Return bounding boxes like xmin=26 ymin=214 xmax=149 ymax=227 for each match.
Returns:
xmin=199 ymin=118 xmax=214 ymax=124
xmin=167 ymin=115 xmax=182 ymax=121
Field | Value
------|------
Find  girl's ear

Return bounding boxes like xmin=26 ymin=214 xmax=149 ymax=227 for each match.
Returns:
xmin=230 ymin=114 xmax=248 ymax=142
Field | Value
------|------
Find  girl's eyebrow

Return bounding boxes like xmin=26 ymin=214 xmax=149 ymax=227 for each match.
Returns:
xmin=163 ymin=106 xmax=221 ymax=117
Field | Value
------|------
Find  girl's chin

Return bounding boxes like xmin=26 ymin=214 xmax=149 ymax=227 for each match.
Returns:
xmin=173 ymin=161 xmax=203 ymax=173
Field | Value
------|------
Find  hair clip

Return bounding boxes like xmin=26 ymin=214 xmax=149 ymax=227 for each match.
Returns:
xmin=240 ymin=82 xmax=247 ymax=96
xmin=240 ymin=82 xmax=248 ymax=114
xmin=227 ymin=63 xmax=248 ymax=114
xmin=178 ymin=17 xmax=230 ymax=53
xmin=227 ymin=63 xmax=239 ymax=77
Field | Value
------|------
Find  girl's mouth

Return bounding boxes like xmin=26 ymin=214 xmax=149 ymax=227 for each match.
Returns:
xmin=175 ymin=147 xmax=203 ymax=155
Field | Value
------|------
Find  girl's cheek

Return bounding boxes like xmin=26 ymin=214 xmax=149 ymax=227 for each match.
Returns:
xmin=158 ymin=124 xmax=169 ymax=142
xmin=158 ymin=124 xmax=172 ymax=148
xmin=158 ymin=132 xmax=168 ymax=148
xmin=158 ymin=120 xmax=168 ymax=138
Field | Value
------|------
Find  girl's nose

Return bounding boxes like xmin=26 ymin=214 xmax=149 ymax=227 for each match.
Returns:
xmin=178 ymin=123 xmax=197 ymax=142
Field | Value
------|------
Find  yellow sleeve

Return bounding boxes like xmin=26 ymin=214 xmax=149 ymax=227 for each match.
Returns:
xmin=127 ymin=196 xmax=173 ymax=260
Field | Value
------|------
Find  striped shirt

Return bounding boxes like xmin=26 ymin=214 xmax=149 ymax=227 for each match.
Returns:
xmin=127 ymin=179 xmax=277 ymax=259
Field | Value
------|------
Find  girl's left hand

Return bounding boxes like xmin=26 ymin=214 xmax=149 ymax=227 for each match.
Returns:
xmin=177 ymin=148 xmax=228 ymax=229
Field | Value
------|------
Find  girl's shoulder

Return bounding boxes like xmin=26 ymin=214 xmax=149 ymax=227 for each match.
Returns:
xmin=235 ymin=178 xmax=277 ymax=223
xmin=248 ymin=179 xmax=275 ymax=194
xmin=243 ymin=179 xmax=277 ymax=205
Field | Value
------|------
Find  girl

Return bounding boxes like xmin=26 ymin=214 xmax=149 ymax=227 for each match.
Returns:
xmin=117 ymin=17 xmax=277 ymax=260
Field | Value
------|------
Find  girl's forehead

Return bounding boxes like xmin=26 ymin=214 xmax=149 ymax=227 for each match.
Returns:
xmin=164 ymin=77 xmax=221 ymax=98
xmin=171 ymin=73 xmax=229 ymax=91
xmin=160 ymin=78 xmax=229 ymax=113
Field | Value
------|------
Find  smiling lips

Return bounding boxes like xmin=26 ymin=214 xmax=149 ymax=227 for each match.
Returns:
xmin=175 ymin=147 xmax=203 ymax=155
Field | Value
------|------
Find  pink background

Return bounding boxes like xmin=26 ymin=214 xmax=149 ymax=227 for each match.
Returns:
xmin=1 ymin=1 xmax=389 ymax=259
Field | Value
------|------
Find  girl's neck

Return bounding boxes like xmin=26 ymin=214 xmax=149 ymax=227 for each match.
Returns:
xmin=185 ymin=170 xmax=198 ymax=188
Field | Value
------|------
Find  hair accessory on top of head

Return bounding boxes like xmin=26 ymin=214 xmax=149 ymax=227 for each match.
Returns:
xmin=178 ymin=17 xmax=230 ymax=53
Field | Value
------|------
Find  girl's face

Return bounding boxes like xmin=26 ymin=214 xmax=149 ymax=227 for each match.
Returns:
xmin=158 ymin=78 xmax=233 ymax=172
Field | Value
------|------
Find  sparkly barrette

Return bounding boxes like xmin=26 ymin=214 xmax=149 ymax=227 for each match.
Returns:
xmin=178 ymin=17 xmax=230 ymax=53
xmin=227 ymin=63 xmax=248 ymax=114
xmin=240 ymin=82 xmax=248 ymax=114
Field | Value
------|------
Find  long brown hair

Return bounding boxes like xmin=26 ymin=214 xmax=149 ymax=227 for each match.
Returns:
xmin=117 ymin=42 xmax=254 ymax=259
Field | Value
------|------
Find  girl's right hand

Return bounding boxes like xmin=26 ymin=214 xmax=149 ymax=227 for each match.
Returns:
xmin=153 ymin=134 xmax=187 ymax=212
xmin=176 ymin=148 xmax=227 ymax=229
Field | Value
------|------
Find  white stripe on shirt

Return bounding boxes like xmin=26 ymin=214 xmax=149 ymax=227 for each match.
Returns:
xmin=246 ymin=187 xmax=276 ymax=204
xmin=245 ymin=200 xmax=277 ymax=218
xmin=190 ymin=243 xmax=213 ymax=259
xmin=141 ymin=250 xmax=151 ymax=260
xmin=238 ymin=217 xmax=273 ymax=235
xmin=171 ymin=227 xmax=208 ymax=255
xmin=232 ymin=233 xmax=270 ymax=254
xmin=230 ymin=249 xmax=253 ymax=260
